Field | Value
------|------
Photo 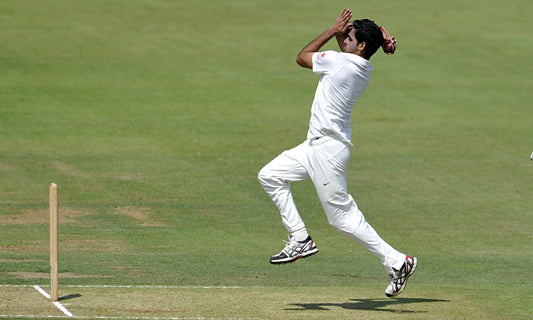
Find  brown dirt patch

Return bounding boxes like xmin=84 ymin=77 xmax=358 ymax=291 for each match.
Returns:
xmin=0 ymin=208 xmax=89 ymax=225
xmin=0 ymin=240 xmax=47 ymax=252
xmin=114 ymin=206 xmax=166 ymax=227
xmin=0 ymin=162 xmax=13 ymax=170
xmin=1 ymin=206 xmax=165 ymax=228
xmin=1 ymin=238 xmax=130 ymax=253
xmin=5 ymin=272 xmax=109 ymax=279
xmin=61 ymin=238 xmax=131 ymax=252
xmin=115 ymin=173 xmax=143 ymax=181
xmin=0 ymin=259 xmax=46 ymax=263
xmin=52 ymin=161 xmax=91 ymax=178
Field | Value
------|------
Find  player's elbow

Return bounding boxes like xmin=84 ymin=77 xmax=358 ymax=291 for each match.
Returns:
xmin=296 ymin=55 xmax=305 ymax=66
xmin=296 ymin=53 xmax=313 ymax=69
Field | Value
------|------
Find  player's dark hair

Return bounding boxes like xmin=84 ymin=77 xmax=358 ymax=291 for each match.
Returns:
xmin=352 ymin=19 xmax=384 ymax=59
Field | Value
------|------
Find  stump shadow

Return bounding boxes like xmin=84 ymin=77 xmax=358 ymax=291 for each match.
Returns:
xmin=58 ymin=293 xmax=82 ymax=301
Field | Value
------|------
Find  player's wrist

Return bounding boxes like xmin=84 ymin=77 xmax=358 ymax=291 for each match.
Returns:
xmin=326 ymin=26 xmax=342 ymax=37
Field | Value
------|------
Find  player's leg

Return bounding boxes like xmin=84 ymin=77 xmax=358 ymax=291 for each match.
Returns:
xmin=258 ymin=142 xmax=319 ymax=264
xmin=308 ymin=137 xmax=406 ymax=273
xmin=258 ymin=146 xmax=308 ymax=233
xmin=308 ymin=137 xmax=416 ymax=296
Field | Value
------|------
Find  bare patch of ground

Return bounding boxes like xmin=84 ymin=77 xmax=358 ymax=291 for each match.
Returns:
xmin=0 ymin=208 xmax=90 ymax=225
xmin=5 ymin=272 xmax=109 ymax=279
xmin=1 ymin=238 xmax=130 ymax=253
xmin=114 ymin=206 xmax=166 ymax=227
xmin=1 ymin=205 xmax=166 ymax=228
xmin=0 ymin=241 xmax=47 ymax=252
xmin=0 ymin=162 xmax=13 ymax=170
xmin=115 ymin=172 xmax=143 ymax=181
xmin=52 ymin=161 xmax=91 ymax=178
xmin=61 ymin=238 xmax=131 ymax=252
xmin=0 ymin=259 xmax=46 ymax=263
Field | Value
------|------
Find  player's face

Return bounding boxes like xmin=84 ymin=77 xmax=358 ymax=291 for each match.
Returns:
xmin=343 ymin=28 xmax=361 ymax=54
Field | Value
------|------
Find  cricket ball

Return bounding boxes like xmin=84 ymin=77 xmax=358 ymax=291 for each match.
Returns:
xmin=383 ymin=41 xmax=396 ymax=55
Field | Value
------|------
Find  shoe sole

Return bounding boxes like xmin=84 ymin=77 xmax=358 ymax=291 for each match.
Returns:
xmin=270 ymin=248 xmax=319 ymax=264
xmin=386 ymin=257 xmax=417 ymax=297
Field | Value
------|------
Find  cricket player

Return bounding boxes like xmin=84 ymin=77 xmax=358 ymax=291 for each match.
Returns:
xmin=258 ymin=8 xmax=417 ymax=297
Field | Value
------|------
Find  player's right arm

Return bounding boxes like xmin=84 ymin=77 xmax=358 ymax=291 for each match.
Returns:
xmin=296 ymin=8 xmax=352 ymax=69
xmin=335 ymin=23 xmax=352 ymax=52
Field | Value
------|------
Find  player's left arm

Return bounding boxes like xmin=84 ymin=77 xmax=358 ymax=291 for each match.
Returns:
xmin=296 ymin=8 xmax=352 ymax=69
xmin=380 ymin=25 xmax=396 ymax=44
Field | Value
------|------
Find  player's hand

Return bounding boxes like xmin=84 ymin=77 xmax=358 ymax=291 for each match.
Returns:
xmin=380 ymin=26 xmax=396 ymax=44
xmin=331 ymin=8 xmax=353 ymax=35
xmin=380 ymin=25 xmax=397 ymax=55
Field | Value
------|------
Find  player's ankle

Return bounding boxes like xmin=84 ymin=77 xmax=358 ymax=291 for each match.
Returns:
xmin=291 ymin=228 xmax=309 ymax=242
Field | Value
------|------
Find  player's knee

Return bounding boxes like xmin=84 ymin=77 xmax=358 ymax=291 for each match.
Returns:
xmin=257 ymin=167 xmax=272 ymax=187
xmin=323 ymin=202 xmax=362 ymax=234
xmin=328 ymin=216 xmax=359 ymax=236
xmin=328 ymin=218 xmax=349 ymax=233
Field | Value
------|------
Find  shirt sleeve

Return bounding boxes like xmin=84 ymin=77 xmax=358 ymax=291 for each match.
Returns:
xmin=312 ymin=51 xmax=339 ymax=75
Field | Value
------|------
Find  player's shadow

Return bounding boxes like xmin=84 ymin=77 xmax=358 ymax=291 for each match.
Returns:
xmin=287 ymin=297 xmax=448 ymax=313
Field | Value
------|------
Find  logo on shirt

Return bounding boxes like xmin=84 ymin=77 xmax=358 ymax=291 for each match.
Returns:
xmin=316 ymin=52 xmax=327 ymax=61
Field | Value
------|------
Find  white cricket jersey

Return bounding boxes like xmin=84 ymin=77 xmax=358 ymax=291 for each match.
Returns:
xmin=307 ymin=50 xmax=373 ymax=145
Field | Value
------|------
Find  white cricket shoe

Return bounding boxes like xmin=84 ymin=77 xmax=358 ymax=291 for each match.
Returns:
xmin=385 ymin=256 xmax=417 ymax=297
xmin=270 ymin=235 xmax=318 ymax=264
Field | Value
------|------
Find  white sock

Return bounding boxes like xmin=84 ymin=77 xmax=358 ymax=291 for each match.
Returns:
xmin=291 ymin=228 xmax=309 ymax=242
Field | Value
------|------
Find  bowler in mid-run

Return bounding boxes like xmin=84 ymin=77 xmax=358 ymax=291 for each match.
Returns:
xmin=258 ymin=8 xmax=417 ymax=297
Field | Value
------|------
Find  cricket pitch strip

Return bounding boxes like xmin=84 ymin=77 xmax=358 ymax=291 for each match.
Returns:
xmin=0 ymin=284 xmax=453 ymax=320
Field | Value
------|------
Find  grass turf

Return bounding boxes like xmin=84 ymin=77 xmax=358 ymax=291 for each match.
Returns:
xmin=0 ymin=0 xmax=532 ymax=319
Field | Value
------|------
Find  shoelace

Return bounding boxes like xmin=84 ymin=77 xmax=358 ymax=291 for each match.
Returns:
xmin=281 ymin=235 xmax=294 ymax=246
xmin=281 ymin=236 xmax=303 ymax=255
xmin=394 ymin=258 xmax=412 ymax=285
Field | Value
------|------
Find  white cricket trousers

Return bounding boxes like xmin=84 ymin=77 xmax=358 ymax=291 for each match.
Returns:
xmin=258 ymin=135 xmax=406 ymax=274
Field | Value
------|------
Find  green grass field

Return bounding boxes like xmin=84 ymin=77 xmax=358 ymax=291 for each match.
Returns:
xmin=1 ymin=0 xmax=532 ymax=319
